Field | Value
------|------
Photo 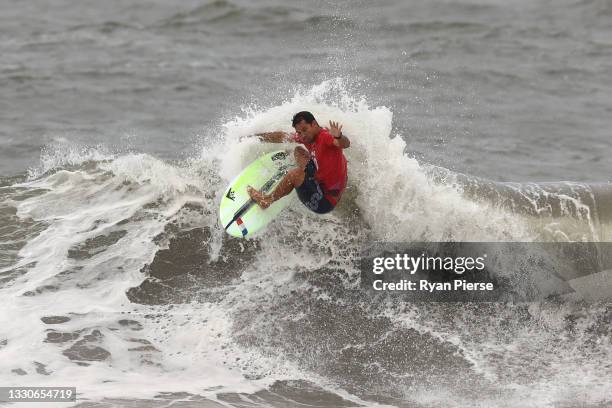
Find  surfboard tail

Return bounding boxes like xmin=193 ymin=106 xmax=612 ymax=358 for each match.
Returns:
xmin=224 ymin=199 xmax=255 ymax=231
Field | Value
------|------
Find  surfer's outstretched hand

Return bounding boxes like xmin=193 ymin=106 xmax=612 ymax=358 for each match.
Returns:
xmin=328 ymin=121 xmax=343 ymax=138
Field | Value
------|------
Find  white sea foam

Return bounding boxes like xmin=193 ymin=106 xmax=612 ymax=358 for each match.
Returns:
xmin=0 ymin=80 xmax=609 ymax=407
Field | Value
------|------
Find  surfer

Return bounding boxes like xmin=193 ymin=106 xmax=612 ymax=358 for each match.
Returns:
xmin=247 ymin=111 xmax=350 ymax=214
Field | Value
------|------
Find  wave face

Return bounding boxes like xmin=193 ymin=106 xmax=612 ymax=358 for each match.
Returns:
xmin=1 ymin=81 xmax=611 ymax=407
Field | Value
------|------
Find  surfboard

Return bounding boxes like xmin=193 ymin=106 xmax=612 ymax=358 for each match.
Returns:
xmin=219 ymin=150 xmax=295 ymax=238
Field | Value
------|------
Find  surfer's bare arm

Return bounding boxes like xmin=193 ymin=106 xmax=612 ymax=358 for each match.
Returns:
xmin=328 ymin=121 xmax=350 ymax=149
xmin=255 ymin=131 xmax=292 ymax=143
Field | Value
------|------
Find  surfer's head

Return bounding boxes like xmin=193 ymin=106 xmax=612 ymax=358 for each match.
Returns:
xmin=292 ymin=111 xmax=320 ymax=143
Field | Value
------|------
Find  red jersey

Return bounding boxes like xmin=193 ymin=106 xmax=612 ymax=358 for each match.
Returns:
xmin=291 ymin=128 xmax=347 ymax=206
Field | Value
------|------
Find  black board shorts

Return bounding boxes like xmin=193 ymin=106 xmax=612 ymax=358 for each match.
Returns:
xmin=296 ymin=160 xmax=334 ymax=214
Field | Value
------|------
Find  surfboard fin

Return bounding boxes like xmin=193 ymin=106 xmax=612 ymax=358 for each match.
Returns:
xmin=224 ymin=200 xmax=255 ymax=231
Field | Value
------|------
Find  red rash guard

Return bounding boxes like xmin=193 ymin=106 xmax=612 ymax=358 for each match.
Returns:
xmin=291 ymin=128 xmax=347 ymax=206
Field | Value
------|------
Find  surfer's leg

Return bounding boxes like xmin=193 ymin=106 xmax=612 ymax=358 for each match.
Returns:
xmin=248 ymin=168 xmax=304 ymax=209
xmin=266 ymin=147 xmax=310 ymax=200
xmin=247 ymin=147 xmax=309 ymax=209
xmin=294 ymin=146 xmax=310 ymax=170
xmin=272 ymin=167 xmax=306 ymax=198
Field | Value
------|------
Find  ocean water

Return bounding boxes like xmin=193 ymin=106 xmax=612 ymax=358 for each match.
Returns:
xmin=1 ymin=1 xmax=612 ymax=407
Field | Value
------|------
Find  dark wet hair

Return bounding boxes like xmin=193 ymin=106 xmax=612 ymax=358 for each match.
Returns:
xmin=292 ymin=111 xmax=316 ymax=127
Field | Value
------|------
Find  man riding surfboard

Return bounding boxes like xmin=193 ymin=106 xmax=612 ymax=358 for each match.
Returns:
xmin=247 ymin=111 xmax=350 ymax=214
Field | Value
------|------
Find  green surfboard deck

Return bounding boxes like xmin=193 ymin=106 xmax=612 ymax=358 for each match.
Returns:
xmin=219 ymin=150 xmax=295 ymax=238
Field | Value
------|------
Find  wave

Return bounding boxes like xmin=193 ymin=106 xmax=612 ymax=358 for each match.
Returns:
xmin=1 ymin=80 xmax=611 ymax=407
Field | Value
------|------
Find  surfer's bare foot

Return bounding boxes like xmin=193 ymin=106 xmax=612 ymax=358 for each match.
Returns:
xmin=247 ymin=186 xmax=272 ymax=209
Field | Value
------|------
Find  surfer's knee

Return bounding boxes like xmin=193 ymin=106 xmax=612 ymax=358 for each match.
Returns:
xmin=293 ymin=146 xmax=310 ymax=169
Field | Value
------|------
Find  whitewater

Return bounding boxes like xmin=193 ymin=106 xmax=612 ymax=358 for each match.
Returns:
xmin=1 ymin=81 xmax=611 ymax=407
